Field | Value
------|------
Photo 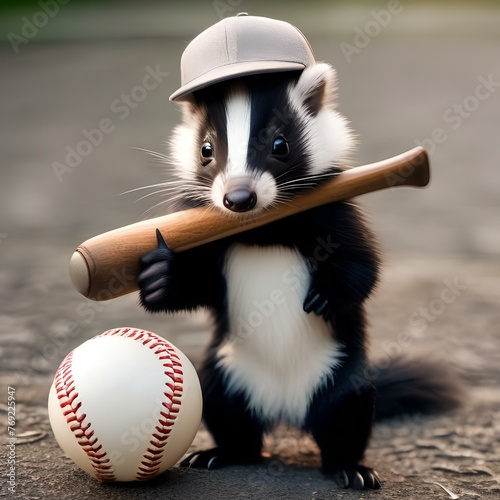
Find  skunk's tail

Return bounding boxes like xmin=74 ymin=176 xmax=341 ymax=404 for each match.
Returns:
xmin=372 ymin=356 xmax=463 ymax=421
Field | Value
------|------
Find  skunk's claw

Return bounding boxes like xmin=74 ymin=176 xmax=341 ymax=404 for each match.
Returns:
xmin=180 ymin=447 xmax=262 ymax=470
xmin=155 ymin=228 xmax=169 ymax=250
xmin=180 ymin=449 xmax=223 ymax=470
xmin=303 ymin=285 xmax=330 ymax=319
xmin=325 ymin=465 xmax=381 ymax=490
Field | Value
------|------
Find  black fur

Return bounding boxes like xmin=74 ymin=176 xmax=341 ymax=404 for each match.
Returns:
xmin=373 ymin=356 xmax=463 ymax=421
xmin=170 ymin=72 xmax=342 ymax=213
xmin=139 ymin=201 xmax=383 ymax=489
xmin=138 ymin=71 xmax=460 ymax=490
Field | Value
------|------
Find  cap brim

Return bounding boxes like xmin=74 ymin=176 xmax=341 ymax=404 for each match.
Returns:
xmin=169 ymin=60 xmax=306 ymax=101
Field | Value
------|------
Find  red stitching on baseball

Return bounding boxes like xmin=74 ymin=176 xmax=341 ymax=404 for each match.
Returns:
xmin=54 ymin=351 xmax=116 ymax=482
xmin=53 ymin=327 xmax=185 ymax=482
xmin=96 ymin=328 xmax=184 ymax=481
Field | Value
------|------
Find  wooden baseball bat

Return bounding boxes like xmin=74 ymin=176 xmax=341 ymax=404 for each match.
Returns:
xmin=70 ymin=146 xmax=429 ymax=301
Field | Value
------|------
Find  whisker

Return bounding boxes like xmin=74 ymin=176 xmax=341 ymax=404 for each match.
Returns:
xmin=131 ymin=147 xmax=170 ymax=162
xmin=134 ymin=188 xmax=182 ymax=203
xmin=119 ymin=182 xmax=174 ymax=196
xmin=277 ymin=171 xmax=338 ymax=188
xmin=139 ymin=199 xmax=172 ymax=220
xmin=138 ymin=192 xmax=204 ymax=219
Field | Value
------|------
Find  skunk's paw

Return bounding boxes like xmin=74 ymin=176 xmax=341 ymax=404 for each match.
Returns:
xmin=138 ymin=229 xmax=175 ymax=312
xmin=324 ymin=464 xmax=381 ymax=490
xmin=180 ymin=448 xmax=261 ymax=470
xmin=303 ymin=284 xmax=330 ymax=319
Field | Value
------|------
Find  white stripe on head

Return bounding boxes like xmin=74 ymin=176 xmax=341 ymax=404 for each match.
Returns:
xmin=212 ymin=84 xmax=278 ymax=213
xmin=226 ymin=84 xmax=251 ymax=177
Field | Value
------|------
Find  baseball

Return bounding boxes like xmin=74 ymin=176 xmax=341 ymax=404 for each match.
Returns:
xmin=48 ymin=327 xmax=203 ymax=482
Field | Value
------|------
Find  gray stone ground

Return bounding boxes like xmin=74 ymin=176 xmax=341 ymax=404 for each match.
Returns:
xmin=0 ymin=1 xmax=499 ymax=498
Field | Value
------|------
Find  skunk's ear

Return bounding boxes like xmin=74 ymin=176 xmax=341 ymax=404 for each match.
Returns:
xmin=289 ymin=63 xmax=338 ymax=116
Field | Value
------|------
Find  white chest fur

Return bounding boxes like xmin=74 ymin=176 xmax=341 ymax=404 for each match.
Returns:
xmin=216 ymin=244 xmax=343 ymax=426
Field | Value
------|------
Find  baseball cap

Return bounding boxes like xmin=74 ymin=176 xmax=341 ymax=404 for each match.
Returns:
xmin=169 ymin=13 xmax=316 ymax=101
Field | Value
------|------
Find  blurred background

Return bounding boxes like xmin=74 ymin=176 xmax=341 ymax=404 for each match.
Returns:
xmin=1 ymin=0 xmax=499 ymax=388
xmin=1 ymin=1 xmax=499 ymax=497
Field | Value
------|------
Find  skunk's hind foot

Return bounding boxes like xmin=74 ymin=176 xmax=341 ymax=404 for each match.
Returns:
xmin=323 ymin=464 xmax=382 ymax=490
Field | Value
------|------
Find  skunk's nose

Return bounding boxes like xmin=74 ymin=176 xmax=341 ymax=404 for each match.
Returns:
xmin=223 ymin=189 xmax=257 ymax=212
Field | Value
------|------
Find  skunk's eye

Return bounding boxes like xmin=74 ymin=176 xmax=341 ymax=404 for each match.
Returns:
xmin=272 ymin=136 xmax=289 ymax=157
xmin=200 ymin=142 xmax=213 ymax=165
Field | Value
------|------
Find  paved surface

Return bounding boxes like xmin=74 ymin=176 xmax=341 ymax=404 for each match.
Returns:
xmin=1 ymin=2 xmax=499 ymax=499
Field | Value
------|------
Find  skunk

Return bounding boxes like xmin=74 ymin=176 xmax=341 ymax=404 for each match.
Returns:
xmin=137 ymin=63 xmax=460 ymax=489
